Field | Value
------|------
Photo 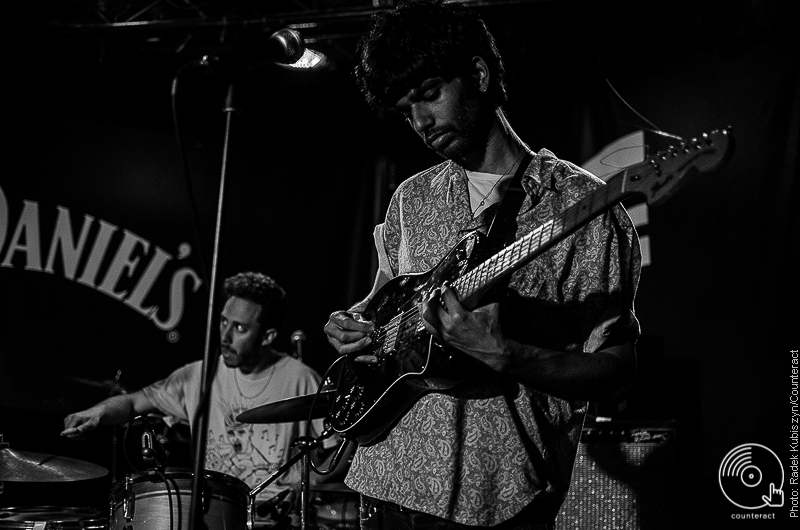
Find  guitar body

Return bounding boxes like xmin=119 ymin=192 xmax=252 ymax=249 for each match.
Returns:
xmin=329 ymin=230 xmax=487 ymax=444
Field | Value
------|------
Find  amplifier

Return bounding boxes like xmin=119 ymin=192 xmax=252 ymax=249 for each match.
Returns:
xmin=555 ymin=420 xmax=677 ymax=530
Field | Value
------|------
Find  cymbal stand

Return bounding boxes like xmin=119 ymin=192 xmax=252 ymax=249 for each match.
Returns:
xmin=109 ymin=369 xmax=125 ymax=484
xmin=248 ymin=427 xmax=350 ymax=530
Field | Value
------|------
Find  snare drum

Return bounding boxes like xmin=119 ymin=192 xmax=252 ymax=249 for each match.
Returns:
xmin=109 ymin=469 xmax=250 ymax=530
xmin=0 ymin=506 xmax=107 ymax=529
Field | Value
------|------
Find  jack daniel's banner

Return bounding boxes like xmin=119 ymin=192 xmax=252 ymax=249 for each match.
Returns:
xmin=0 ymin=120 xmax=209 ymax=415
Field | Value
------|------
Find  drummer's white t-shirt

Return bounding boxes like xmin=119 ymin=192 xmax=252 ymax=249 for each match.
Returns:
xmin=143 ymin=354 xmax=323 ymax=502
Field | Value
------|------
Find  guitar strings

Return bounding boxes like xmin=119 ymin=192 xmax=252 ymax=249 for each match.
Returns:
xmin=370 ymin=226 xmax=554 ymax=351
xmin=372 ymin=306 xmax=423 ymax=354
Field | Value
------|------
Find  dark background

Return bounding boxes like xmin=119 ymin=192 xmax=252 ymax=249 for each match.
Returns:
xmin=0 ymin=0 xmax=797 ymax=526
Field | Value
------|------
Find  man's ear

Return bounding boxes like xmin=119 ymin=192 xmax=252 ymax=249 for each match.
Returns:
xmin=472 ymin=56 xmax=490 ymax=93
xmin=261 ymin=328 xmax=278 ymax=346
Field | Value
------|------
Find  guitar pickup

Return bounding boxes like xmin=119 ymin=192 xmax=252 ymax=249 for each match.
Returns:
xmin=353 ymin=354 xmax=379 ymax=364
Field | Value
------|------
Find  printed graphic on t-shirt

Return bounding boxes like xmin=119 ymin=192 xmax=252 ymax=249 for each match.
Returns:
xmin=205 ymin=407 xmax=283 ymax=489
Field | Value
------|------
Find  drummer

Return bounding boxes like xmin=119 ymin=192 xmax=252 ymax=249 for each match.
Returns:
xmin=62 ymin=271 xmax=328 ymax=527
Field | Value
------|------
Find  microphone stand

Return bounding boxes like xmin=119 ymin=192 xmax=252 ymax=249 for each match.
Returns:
xmin=188 ymin=81 xmax=237 ymax=530
xmin=180 ymin=31 xmax=305 ymax=529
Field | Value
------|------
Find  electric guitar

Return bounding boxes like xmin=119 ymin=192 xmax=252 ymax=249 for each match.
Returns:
xmin=331 ymin=129 xmax=733 ymax=444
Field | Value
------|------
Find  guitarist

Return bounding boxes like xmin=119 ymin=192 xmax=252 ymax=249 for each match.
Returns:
xmin=324 ymin=2 xmax=641 ymax=529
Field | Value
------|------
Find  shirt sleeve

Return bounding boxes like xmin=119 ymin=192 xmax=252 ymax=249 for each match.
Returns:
xmin=141 ymin=362 xmax=198 ymax=422
xmin=559 ymin=203 xmax=641 ymax=353
xmin=381 ymin=187 xmax=403 ymax=277
xmin=373 ymin=223 xmax=395 ymax=281
xmin=348 ymin=223 xmax=396 ymax=314
xmin=571 ymin=203 xmax=641 ymax=353
xmin=506 ymin=154 xmax=641 ymax=353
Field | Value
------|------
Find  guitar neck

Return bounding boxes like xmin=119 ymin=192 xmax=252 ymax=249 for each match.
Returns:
xmin=453 ymin=170 xmax=631 ymax=306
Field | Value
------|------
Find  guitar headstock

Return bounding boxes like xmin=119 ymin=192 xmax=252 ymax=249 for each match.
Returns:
xmin=621 ymin=128 xmax=733 ymax=206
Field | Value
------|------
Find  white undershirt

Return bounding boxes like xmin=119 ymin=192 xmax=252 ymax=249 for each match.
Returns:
xmin=465 ymin=170 xmax=513 ymax=218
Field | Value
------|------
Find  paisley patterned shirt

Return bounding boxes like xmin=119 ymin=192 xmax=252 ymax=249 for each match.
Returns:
xmin=345 ymin=149 xmax=641 ymax=526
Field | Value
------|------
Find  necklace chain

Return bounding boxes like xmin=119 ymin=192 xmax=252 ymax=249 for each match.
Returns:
xmin=234 ymin=361 xmax=276 ymax=400
xmin=469 ymin=150 xmax=527 ymax=216
xmin=472 ymin=177 xmax=504 ymax=214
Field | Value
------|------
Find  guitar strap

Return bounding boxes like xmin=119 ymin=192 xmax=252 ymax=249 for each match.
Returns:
xmin=484 ymin=150 xmax=533 ymax=251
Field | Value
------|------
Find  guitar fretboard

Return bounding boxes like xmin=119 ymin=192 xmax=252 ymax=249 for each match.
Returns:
xmin=453 ymin=171 xmax=627 ymax=303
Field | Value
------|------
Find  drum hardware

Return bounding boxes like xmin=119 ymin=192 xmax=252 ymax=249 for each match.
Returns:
xmin=121 ymin=475 xmax=134 ymax=522
xmin=251 ymin=488 xmax=291 ymax=520
xmin=139 ymin=429 xmax=169 ymax=470
xmin=236 ymin=375 xmax=354 ymax=530
xmin=310 ymin=484 xmax=359 ymax=530
xmin=123 ymin=416 xmax=170 ymax=473
xmin=246 ymin=427 xmax=354 ymax=530
xmin=0 ymin=506 xmax=108 ymax=529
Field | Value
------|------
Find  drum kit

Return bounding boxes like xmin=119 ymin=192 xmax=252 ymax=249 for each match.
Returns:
xmin=0 ymin=391 xmax=358 ymax=530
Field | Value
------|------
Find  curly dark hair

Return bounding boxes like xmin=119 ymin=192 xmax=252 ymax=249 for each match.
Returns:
xmin=223 ymin=272 xmax=287 ymax=329
xmin=355 ymin=0 xmax=508 ymax=110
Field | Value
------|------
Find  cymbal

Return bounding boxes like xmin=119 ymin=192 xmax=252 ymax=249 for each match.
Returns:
xmin=237 ymin=390 xmax=335 ymax=424
xmin=0 ymin=445 xmax=109 ymax=482
xmin=66 ymin=376 xmax=128 ymax=395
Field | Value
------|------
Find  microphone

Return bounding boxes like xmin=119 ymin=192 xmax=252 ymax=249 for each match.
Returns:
xmin=290 ymin=330 xmax=306 ymax=361
xmin=266 ymin=29 xmax=305 ymax=64
xmin=141 ymin=429 xmax=169 ymax=468
xmin=210 ymin=28 xmax=305 ymax=68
